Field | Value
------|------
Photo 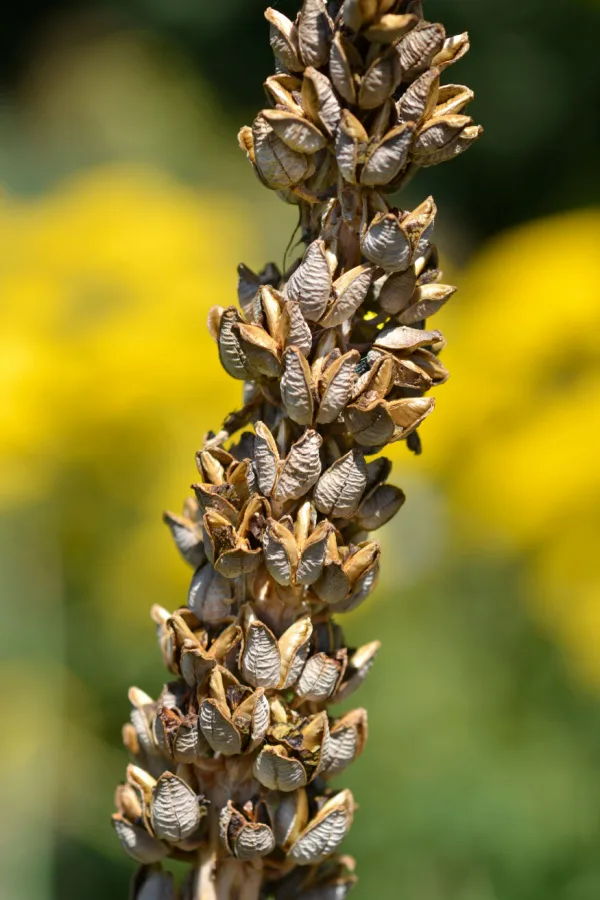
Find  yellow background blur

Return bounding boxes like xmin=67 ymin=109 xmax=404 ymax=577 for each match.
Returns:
xmin=1 ymin=1 xmax=599 ymax=898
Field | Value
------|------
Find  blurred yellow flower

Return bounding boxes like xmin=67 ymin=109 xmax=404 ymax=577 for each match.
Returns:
xmin=420 ymin=209 xmax=600 ymax=688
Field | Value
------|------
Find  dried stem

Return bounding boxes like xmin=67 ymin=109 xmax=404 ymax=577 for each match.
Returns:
xmin=112 ymin=2 xmax=481 ymax=898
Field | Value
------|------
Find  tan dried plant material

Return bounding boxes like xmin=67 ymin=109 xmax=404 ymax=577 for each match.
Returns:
xmin=113 ymin=0 xmax=481 ymax=896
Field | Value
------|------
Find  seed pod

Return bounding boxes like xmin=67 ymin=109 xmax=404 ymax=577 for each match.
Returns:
xmin=253 ymin=421 xmax=280 ymax=496
xmin=296 ymin=520 xmax=333 ymax=585
xmin=200 ymin=698 xmax=242 ymax=755
xmin=285 ymin=240 xmax=334 ymax=322
xmin=217 ymin=307 xmax=252 ymax=381
xmin=252 ymin=114 xmax=311 ymax=190
xmin=220 ymin=802 xmax=276 ymax=860
xmin=254 ymin=745 xmax=309 ymax=792
xmin=298 ymin=0 xmax=333 ymax=68
xmin=329 ymin=33 xmax=357 ymax=105
xmin=262 ymin=109 xmax=328 ymax=155
xmin=265 ymin=8 xmax=303 ymax=71
xmin=269 ymin=789 xmax=309 ymax=852
xmin=163 ymin=512 xmax=206 ymax=569
xmin=358 ymin=48 xmax=402 ymax=110
xmin=377 ymin=268 xmax=418 ymax=314
xmin=397 ymin=282 xmax=456 ymax=325
xmin=365 ymin=13 xmax=418 ymax=43
xmin=236 ymin=322 xmax=282 ymax=379
xmin=282 ymin=299 xmax=313 ymax=356
xmin=433 ymin=32 xmax=470 ymax=70
xmin=374 ymin=324 xmax=443 ymax=352
xmin=287 ymin=790 xmax=354 ymax=864
xmin=356 ymin=483 xmax=406 ymax=531
xmin=274 ymin=430 xmax=323 ymax=503
xmin=132 ymin=867 xmax=176 ymax=900
xmin=396 ymin=67 xmax=440 ymax=125
xmin=360 ymin=123 xmax=415 ymax=187
xmin=296 ymin=652 xmax=345 ymax=701
xmin=281 ymin=347 xmax=315 ymax=425
xmin=321 ymin=265 xmax=373 ymax=328
xmin=335 ymin=642 xmax=381 ymax=703
xmin=342 ymin=0 xmax=378 ymax=32
xmin=397 ymin=22 xmax=446 ymax=81
xmin=434 ymin=83 xmax=475 ymax=117
xmin=151 ymin=773 xmax=204 ymax=842
xmin=316 ymin=350 xmax=360 ymax=424
xmin=278 ymin=616 xmax=313 ymax=687
xmin=241 ymin=621 xmax=281 ymax=688
xmin=314 ymin=450 xmax=368 ymax=519
xmin=361 ymin=212 xmax=412 ymax=271
xmin=263 ymin=518 xmax=300 ymax=586
xmin=302 ymin=68 xmax=342 ymax=138
xmin=188 ymin=563 xmax=234 ymax=623
xmin=322 ymin=709 xmax=368 ymax=777
xmin=112 ymin=816 xmax=168 ymax=864
xmin=413 ymin=114 xmax=473 ymax=165
xmin=335 ymin=111 xmax=369 ymax=184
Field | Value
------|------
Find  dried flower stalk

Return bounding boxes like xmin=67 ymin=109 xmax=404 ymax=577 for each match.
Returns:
xmin=112 ymin=2 xmax=481 ymax=898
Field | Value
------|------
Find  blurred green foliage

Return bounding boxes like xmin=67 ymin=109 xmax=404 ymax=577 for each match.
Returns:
xmin=0 ymin=2 xmax=599 ymax=899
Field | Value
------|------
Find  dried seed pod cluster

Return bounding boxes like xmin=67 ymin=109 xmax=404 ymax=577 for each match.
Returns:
xmin=112 ymin=1 xmax=480 ymax=898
